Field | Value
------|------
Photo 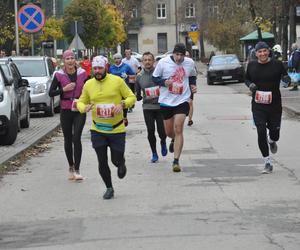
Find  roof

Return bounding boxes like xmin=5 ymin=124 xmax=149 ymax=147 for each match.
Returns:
xmin=240 ymin=30 xmax=274 ymax=41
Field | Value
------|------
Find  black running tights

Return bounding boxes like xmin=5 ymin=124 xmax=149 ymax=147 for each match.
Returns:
xmin=60 ymin=110 xmax=86 ymax=171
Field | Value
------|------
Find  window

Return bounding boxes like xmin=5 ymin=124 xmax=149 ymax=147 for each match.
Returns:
xmin=128 ymin=34 xmax=139 ymax=52
xmin=185 ymin=3 xmax=195 ymax=18
xmin=157 ymin=33 xmax=167 ymax=53
xmin=132 ymin=5 xmax=138 ymax=18
xmin=157 ymin=3 xmax=166 ymax=19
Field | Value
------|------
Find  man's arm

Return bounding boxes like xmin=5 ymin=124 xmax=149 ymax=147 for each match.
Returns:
xmin=77 ymin=83 xmax=91 ymax=113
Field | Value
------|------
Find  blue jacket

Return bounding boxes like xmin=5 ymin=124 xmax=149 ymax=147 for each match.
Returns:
xmin=109 ymin=63 xmax=135 ymax=85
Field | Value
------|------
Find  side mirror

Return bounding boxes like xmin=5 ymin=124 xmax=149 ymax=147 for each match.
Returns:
xmin=5 ymin=77 xmax=13 ymax=86
xmin=21 ymin=79 xmax=29 ymax=87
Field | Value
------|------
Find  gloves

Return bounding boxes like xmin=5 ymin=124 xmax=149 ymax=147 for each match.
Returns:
xmin=249 ymin=83 xmax=258 ymax=93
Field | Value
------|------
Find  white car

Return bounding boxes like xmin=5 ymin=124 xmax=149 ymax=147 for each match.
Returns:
xmin=12 ymin=56 xmax=60 ymax=117
xmin=155 ymin=51 xmax=173 ymax=61
xmin=131 ymin=52 xmax=143 ymax=62
xmin=0 ymin=67 xmax=17 ymax=145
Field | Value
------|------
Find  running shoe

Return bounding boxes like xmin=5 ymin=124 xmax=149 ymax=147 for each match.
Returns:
xmin=169 ymin=139 xmax=174 ymax=153
xmin=172 ymin=163 xmax=181 ymax=172
xmin=269 ymin=141 xmax=278 ymax=154
xmin=262 ymin=163 xmax=273 ymax=174
xmin=68 ymin=166 xmax=75 ymax=180
xmin=187 ymin=120 xmax=193 ymax=126
xmin=151 ymin=152 xmax=159 ymax=163
xmin=74 ymin=171 xmax=84 ymax=181
xmin=103 ymin=187 xmax=114 ymax=199
xmin=118 ymin=164 xmax=127 ymax=179
xmin=161 ymin=143 xmax=168 ymax=156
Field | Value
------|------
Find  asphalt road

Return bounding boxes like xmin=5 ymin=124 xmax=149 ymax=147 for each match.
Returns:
xmin=0 ymin=71 xmax=300 ymax=249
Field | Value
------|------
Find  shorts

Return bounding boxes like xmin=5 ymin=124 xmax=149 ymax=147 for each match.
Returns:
xmin=252 ymin=108 xmax=282 ymax=130
xmin=160 ymin=102 xmax=190 ymax=120
xmin=90 ymin=130 xmax=126 ymax=152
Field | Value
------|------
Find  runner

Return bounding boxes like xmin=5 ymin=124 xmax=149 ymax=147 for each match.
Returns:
xmin=80 ymin=55 xmax=92 ymax=78
xmin=122 ymin=48 xmax=141 ymax=112
xmin=49 ymin=50 xmax=88 ymax=181
xmin=77 ymin=56 xmax=136 ymax=199
xmin=245 ymin=41 xmax=290 ymax=174
xmin=152 ymin=43 xmax=197 ymax=172
xmin=109 ymin=53 xmax=135 ymax=126
xmin=136 ymin=52 xmax=167 ymax=163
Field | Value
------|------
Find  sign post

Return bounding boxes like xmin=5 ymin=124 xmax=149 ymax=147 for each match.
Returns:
xmin=17 ymin=4 xmax=45 ymax=55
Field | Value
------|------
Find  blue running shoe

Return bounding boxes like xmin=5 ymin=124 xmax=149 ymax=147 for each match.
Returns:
xmin=161 ymin=143 xmax=168 ymax=156
xmin=151 ymin=153 xmax=159 ymax=163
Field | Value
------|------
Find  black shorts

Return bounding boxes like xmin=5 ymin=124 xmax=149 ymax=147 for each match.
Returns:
xmin=90 ymin=130 xmax=126 ymax=152
xmin=160 ymin=102 xmax=190 ymax=120
xmin=252 ymin=108 xmax=282 ymax=130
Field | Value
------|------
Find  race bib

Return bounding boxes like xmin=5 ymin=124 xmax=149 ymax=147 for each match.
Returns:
xmin=96 ymin=104 xmax=115 ymax=118
xmin=255 ymin=91 xmax=272 ymax=104
xmin=71 ymin=99 xmax=79 ymax=112
xmin=145 ymin=86 xmax=160 ymax=98
xmin=128 ymin=75 xmax=136 ymax=83
xmin=168 ymin=82 xmax=183 ymax=95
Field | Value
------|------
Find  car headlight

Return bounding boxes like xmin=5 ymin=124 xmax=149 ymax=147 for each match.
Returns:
xmin=33 ymin=83 xmax=47 ymax=94
xmin=0 ymin=92 xmax=3 ymax=102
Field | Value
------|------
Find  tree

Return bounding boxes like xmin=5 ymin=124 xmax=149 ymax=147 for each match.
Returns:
xmin=63 ymin=0 xmax=126 ymax=49
xmin=0 ymin=1 xmax=14 ymax=50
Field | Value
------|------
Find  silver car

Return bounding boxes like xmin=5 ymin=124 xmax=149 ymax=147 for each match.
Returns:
xmin=11 ymin=56 xmax=60 ymax=116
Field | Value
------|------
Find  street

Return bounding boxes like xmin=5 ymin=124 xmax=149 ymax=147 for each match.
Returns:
xmin=0 ymin=72 xmax=300 ymax=250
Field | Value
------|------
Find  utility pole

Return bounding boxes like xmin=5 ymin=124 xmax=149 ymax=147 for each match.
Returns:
xmin=53 ymin=0 xmax=57 ymax=57
xmin=14 ymin=0 xmax=20 ymax=55
xmin=175 ymin=0 xmax=179 ymax=43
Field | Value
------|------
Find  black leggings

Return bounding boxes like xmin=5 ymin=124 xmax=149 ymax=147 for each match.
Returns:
xmin=143 ymin=109 xmax=166 ymax=153
xmin=94 ymin=146 xmax=125 ymax=188
xmin=253 ymin=108 xmax=281 ymax=157
xmin=60 ymin=110 xmax=86 ymax=171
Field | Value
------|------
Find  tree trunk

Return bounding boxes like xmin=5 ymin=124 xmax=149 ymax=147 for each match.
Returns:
xmin=281 ymin=0 xmax=290 ymax=61
xmin=289 ymin=0 xmax=296 ymax=48
xmin=249 ymin=0 xmax=262 ymax=40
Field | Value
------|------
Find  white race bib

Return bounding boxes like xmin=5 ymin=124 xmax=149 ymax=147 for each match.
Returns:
xmin=71 ymin=99 xmax=79 ymax=111
xmin=145 ymin=86 xmax=160 ymax=98
xmin=96 ymin=104 xmax=115 ymax=118
xmin=168 ymin=82 xmax=183 ymax=95
xmin=255 ymin=91 xmax=272 ymax=104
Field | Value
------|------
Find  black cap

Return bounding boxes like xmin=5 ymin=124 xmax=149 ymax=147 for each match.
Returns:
xmin=173 ymin=43 xmax=186 ymax=54
xmin=255 ymin=41 xmax=269 ymax=51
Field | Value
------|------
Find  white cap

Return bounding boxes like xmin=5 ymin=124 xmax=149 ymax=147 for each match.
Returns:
xmin=92 ymin=56 xmax=106 ymax=68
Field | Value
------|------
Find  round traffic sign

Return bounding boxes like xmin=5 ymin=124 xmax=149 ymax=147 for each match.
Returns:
xmin=17 ymin=4 xmax=45 ymax=33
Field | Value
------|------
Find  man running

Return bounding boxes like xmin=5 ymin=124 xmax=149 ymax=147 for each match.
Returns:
xmin=136 ymin=52 xmax=167 ymax=163
xmin=109 ymin=53 xmax=135 ymax=126
xmin=152 ymin=43 xmax=197 ymax=172
xmin=245 ymin=41 xmax=290 ymax=174
xmin=77 ymin=56 xmax=136 ymax=199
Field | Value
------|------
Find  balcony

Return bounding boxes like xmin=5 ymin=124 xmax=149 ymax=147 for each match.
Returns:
xmin=127 ymin=17 xmax=144 ymax=30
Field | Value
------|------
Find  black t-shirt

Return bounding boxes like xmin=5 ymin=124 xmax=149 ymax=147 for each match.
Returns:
xmin=246 ymin=59 xmax=287 ymax=109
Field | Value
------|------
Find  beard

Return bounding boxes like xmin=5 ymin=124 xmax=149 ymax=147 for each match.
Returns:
xmin=94 ymin=72 xmax=106 ymax=80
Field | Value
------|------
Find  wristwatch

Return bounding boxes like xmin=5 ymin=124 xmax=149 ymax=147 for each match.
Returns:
xmin=121 ymin=101 xmax=126 ymax=108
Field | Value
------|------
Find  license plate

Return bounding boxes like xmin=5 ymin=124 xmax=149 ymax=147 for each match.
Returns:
xmin=222 ymin=76 xmax=232 ymax=80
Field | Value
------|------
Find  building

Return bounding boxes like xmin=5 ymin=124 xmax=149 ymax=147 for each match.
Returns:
xmin=127 ymin=0 xmax=203 ymax=57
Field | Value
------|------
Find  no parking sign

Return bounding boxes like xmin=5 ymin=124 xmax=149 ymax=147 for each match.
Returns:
xmin=17 ymin=4 xmax=45 ymax=33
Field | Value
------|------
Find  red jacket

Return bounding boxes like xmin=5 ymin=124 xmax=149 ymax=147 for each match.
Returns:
xmin=80 ymin=59 xmax=92 ymax=76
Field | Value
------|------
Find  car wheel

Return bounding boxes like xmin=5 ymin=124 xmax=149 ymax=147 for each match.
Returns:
xmin=0 ymin=112 xmax=18 ymax=145
xmin=16 ymin=109 xmax=21 ymax=132
xmin=20 ymin=104 xmax=30 ymax=128
xmin=45 ymin=98 xmax=54 ymax=117
xmin=207 ymin=78 xmax=213 ymax=85
xmin=54 ymin=102 xmax=60 ymax=113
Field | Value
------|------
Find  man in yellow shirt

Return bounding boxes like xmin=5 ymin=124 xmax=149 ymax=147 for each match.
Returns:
xmin=77 ymin=56 xmax=136 ymax=199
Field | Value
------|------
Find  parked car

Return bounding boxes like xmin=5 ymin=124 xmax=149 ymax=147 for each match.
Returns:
xmin=131 ymin=51 xmax=143 ymax=62
xmin=206 ymin=54 xmax=245 ymax=85
xmin=0 ymin=61 xmax=30 ymax=145
xmin=155 ymin=51 xmax=173 ymax=61
xmin=10 ymin=56 xmax=60 ymax=116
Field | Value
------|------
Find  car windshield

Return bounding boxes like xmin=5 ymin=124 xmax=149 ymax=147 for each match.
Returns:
xmin=211 ymin=56 xmax=240 ymax=65
xmin=13 ymin=60 xmax=47 ymax=77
